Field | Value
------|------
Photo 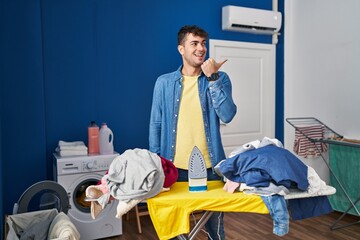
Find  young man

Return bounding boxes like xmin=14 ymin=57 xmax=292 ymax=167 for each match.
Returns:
xmin=149 ymin=25 xmax=237 ymax=240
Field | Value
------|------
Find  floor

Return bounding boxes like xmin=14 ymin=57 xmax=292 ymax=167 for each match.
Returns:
xmin=102 ymin=209 xmax=360 ymax=240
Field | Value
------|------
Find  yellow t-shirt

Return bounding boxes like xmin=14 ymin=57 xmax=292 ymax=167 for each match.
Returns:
xmin=147 ymin=181 xmax=269 ymax=240
xmin=174 ymin=75 xmax=211 ymax=169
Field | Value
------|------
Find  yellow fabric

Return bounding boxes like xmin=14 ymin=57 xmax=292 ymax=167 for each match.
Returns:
xmin=147 ymin=181 xmax=269 ymax=240
xmin=174 ymin=75 xmax=211 ymax=169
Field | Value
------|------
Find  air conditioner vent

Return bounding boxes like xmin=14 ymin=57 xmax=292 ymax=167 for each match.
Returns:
xmin=231 ymin=24 xmax=277 ymax=32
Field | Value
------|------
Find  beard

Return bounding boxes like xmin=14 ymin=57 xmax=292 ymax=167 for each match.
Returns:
xmin=184 ymin=55 xmax=204 ymax=68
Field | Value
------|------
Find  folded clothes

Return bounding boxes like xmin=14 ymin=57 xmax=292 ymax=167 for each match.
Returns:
xmin=55 ymin=140 xmax=88 ymax=157
xmin=58 ymin=140 xmax=88 ymax=151
xmin=56 ymin=149 xmax=88 ymax=157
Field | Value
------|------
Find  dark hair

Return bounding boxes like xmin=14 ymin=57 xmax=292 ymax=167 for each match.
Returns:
xmin=177 ymin=25 xmax=208 ymax=45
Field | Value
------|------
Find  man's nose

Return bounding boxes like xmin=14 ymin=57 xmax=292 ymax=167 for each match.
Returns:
xmin=198 ymin=44 xmax=206 ymax=51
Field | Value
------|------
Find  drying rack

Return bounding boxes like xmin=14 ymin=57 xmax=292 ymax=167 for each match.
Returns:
xmin=286 ymin=117 xmax=360 ymax=230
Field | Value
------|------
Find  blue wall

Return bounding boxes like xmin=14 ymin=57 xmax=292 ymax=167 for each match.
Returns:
xmin=0 ymin=0 xmax=284 ymax=234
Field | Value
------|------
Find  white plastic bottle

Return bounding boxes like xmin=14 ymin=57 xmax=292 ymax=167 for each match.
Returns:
xmin=99 ymin=123 xmax=114 ymax=155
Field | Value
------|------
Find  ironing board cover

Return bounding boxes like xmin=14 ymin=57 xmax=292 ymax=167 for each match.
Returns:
xmin=147 ymin=181 xmax=268 ymax=240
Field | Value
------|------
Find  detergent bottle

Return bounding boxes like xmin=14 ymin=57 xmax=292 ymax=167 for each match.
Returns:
xmin=99 ymin=123 xmax=114 ymax=155
xmin=88 ymin=121 xmax=99 ymax=154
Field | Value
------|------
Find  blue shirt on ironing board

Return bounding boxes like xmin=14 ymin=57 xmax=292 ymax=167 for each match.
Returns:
xmin=219 ymin=145 xmax=309 ymax=190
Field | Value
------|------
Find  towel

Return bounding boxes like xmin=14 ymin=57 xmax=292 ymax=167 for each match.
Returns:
xmin=48 ymin=212 xmax=80 ymax=240
xmin=55 ymin=141 xmax=88 ymax=157
xmin=57 ymin=141 xmax=88 ymax=151
xmin=56 ymin=150 xmax=88 ymax=157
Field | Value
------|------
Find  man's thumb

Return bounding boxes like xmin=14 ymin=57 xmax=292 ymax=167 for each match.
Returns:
xmin=215 ymin=59 xmax=228 ymax=69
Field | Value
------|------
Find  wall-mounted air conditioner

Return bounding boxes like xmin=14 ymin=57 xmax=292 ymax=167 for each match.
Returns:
xmin=222 ymin=5 xmax=282 ymax=35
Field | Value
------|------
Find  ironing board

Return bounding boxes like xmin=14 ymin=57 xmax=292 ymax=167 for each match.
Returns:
xmin=147 ymin=180 xmax=336 ymax=240
xmin=146 ymin=181 xmax=268 ymax=240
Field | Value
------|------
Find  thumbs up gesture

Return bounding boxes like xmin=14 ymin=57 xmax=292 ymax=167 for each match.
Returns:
xmin=201 ymin=58 xmax=228 ymax=77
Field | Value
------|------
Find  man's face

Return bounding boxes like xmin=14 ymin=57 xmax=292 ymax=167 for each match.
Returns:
xmin=178 ymin=33 xmax=207 ymax=68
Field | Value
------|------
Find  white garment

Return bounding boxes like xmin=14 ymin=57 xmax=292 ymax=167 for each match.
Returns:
xmin=244 ymin=182 xmax=289 ymax=196
xmin=239 ymin=183 xmax=255 ymax=192
xmin=48 ymin=212 xmax=80 ymax=240
xmin=229 ymin=140 xmax=261 ymax=157
xmin=116 ymin=199 xmax=142 ymax=219
xmin=259 ymin=137 xmax=284 ymax=148
xmin=306 ymin=166 xmax=328 ymax=195
xmin=229 ymin=137 xmax=283 ymax=158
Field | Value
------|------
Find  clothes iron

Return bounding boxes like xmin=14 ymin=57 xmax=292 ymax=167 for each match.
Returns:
xmin=188 ymin=146 xmax=207 ymax=192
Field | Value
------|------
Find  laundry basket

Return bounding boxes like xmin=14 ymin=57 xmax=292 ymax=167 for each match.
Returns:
xmin=5 ymin=180 xmax=79 ymax=240
xmin=5 ymin=208 xmax=80 ymax=240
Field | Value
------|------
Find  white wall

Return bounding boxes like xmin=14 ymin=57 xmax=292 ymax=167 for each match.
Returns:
xmin=284 ymin=0 xmax=360 ymax=182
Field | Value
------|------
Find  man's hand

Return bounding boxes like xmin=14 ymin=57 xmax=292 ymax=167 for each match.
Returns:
xmin=201 ymin=58 xmax=228 ymax=77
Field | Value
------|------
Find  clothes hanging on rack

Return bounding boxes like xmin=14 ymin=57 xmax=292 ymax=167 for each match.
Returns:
xmin=293 ymin=125 xmax=328 ymax=158
xmin=286 ymin=117 xmax=360 ymax=230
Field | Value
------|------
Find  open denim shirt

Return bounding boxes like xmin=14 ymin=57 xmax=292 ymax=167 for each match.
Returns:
xmin=149 ymin=65 xmax=237 ymax=170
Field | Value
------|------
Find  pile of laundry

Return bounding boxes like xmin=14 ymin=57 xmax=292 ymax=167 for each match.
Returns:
xmin=215 ymin=137 xmax=334 ymax=237
xmin=85 ymin=148 xmax=178 ymax=220
xmin=55 ymin=141 xmax=88 ymax=157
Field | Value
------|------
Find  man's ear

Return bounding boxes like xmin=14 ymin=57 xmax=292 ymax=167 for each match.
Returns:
xmin=178 ymin=45 xmax=184 ymax=55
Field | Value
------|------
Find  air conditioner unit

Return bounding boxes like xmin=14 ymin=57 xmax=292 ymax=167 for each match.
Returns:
xmin=222 ymin=5 xmax=282 ymax=35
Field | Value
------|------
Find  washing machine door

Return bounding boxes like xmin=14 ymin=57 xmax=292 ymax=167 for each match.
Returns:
xmin=13 ymin=180 xmax=70 ymax=215
xmin=66 ymin=173 xmax=117 ymax=223
xmin=64 ymin=173 xmax=122 ymax=239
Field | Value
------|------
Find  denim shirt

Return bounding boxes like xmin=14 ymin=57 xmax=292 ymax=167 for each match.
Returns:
xmin=149 ymin=65 xmax=237 ymax=169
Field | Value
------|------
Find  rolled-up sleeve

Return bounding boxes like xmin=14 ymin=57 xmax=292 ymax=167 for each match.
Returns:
xmin=208 ymin=72 xmax=237 ymax=123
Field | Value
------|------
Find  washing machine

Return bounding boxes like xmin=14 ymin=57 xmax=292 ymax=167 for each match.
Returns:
xmin=54 ymin=153 xmax=122 ymax=240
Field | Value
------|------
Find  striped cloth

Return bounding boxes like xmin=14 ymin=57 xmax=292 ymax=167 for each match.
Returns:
xmin=294 ymin=125 xmax=328 ymax=158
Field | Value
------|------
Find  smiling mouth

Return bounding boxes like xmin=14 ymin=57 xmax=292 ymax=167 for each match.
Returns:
xmin=194 ymin=53 xmax=205 ymax=60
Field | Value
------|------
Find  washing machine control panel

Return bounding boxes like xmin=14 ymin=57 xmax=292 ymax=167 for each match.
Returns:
xmin=55 ymin=153 xmax=119 ymax=176
xmin=82 ymin=159 xmax=112 ymax=172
